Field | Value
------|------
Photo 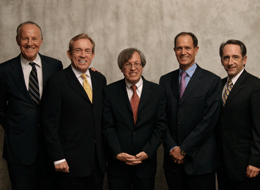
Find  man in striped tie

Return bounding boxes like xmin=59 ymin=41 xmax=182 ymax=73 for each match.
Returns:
xmin=0 ymin=21 xmax=63 ymax=190
xmin=217 ymin=40 xmax=260 ymax=190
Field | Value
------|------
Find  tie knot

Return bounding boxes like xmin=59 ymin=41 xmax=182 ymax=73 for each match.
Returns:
xmin=181 ymin=71 xmax=187 ymax=78
xmin=131 ymin=85 xmax=137 ymax=92
xmin=228 ymin=79 xmax=233 ymax=85
xmin=29 ymin=62 xmax=36 ymax=67
xmin=81 ymin=74 xmax=87 ymax=80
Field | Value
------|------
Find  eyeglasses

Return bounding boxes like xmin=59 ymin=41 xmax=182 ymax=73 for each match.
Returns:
xmin=124 ymin=62 xmax=142 ymax=69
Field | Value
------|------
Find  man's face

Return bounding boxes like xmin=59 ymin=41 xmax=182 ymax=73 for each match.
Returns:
xmin=174 ymin=35 xmax=199 ymax=71
xmin=16 ymin=24 xmax=43 ymax=61
xmin=121 ymin=51 xmax=143 ymax=85
xmin=221 ymin=44 xmax=246 ymax=79
xmin=67 ymin=38 xmax=95 ymax=73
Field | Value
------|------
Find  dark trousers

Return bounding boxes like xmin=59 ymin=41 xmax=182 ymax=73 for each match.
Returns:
xmin=58 ymin=153 xmax=104 ymax=190
xmin=7 ymin=142 xmax=57 ymax=190
xmin=108 ymin=169 xmax=155 ymax=190
xmin=165 ymin=166 xmax=216 ymax=190
xmin=217 ymin=166 xmax=260 ymax=190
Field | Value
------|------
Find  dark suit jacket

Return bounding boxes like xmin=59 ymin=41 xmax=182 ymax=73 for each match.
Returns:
xmin=219 ymin=70 xmax=260 ymax=181
xmin=41 ymin=65 xmax=107 ymax=177
xmin=0 ymin=54 xmax=63 ymax=165
xmin=103 ymin=77 xmax=167 ymax=179
xmin=159 ymin=65 xmax=222 ymax=176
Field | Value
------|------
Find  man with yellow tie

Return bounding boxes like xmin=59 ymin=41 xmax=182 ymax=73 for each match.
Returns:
xmin=41 ymin=33 xmax=107 ymax=190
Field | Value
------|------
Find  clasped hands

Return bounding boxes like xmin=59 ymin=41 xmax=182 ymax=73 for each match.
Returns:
xmin=116 ymin=151 xmax=148 ymax=165
xmin=170 ymin=146 xmax=185 ymax=164
xmin=246 ymin=165 xmax=260 ymax=178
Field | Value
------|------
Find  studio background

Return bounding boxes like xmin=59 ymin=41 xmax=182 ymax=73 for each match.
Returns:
xmin=1 ymin=0 xmax=260 ymax=189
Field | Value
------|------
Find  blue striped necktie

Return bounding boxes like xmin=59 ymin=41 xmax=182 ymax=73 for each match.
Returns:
xmin=28 ymin=62 xmax=40 ymax=104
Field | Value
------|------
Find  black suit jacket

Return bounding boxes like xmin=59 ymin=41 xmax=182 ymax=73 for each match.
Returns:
xmin=159 ymin=65 xmax=222 ymax=176
xmin=219 ymin=70 xmax=260 ymax=181
xmin=0 ymin=54 xmax=62 ymax=165
xmin=41 ymin=65 xmax=107 ymax=177
xmin=103 ymin=78 xmax=167 ymax=179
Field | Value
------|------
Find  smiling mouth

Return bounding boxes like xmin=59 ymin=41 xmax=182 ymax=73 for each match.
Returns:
xmin=79 ymin=60 xmax=86 ymax=63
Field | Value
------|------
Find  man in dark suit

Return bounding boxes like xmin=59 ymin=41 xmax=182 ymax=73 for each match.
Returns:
xmin=217 ymin=39 xmax=260 ymax=190
xmin=0 ymin=21 xmax=63 ymax=190
xmin=103 ymin=48 xmax=167 ymax=190
xmin=41 ymin=33 xmax=106 ymax=190
xmin=159 ymin=32 xmax=222 ymax=190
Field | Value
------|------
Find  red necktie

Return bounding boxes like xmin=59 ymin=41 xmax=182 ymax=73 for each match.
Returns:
xmin=130 ymin=85 xmax=140 ymax=124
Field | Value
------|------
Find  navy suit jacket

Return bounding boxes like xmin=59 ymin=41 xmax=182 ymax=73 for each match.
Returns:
xmin=159 ymin=65 xmax=222 ymax=176
xmin=219 ymin=70 xmax=260 ymax=181
xmin=0 ymin=54 xmax=62 ymax=165
xmin=103 ymin=77 xmax=167 ymax=179
xmin=41 ymin=65 xmax=107 ymax=177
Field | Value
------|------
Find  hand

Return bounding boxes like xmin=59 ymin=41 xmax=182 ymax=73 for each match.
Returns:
xmin=135 ymin=151 xmax=148 ymax=162
xmin=246 ymin=165 xmax=260 ymax=178
xmin=55 ymin=161 xmax=69 ymax=173
xmin=90 ymin=67 xmax=101 ymax=73
xmin=116 ymin=152 xmax=142 ymax=166
xmin=169 ymin=146 xmax=185 ymax=164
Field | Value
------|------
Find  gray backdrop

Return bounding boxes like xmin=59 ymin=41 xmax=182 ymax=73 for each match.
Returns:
xmin=1 ymin=0 xmax=260 ymax=189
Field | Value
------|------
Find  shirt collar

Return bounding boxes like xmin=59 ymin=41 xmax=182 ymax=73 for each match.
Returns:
xmin=20 ymin=53 xmax=41 ymax=70
xmin=71 ymin=66 xmax=91 ymax=79
xmin=179 ymin=63 xmax=197 ymax=77
xmin=228 ymin=68 xmax=244 ymax=85
xmin=125 ymin=77 xmax=143 ymax=91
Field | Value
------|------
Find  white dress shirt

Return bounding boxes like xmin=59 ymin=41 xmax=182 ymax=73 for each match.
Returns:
xmin=125 ymin=77 xmax=143 ymax=101
xmin=20 ymin=54 xmax=43 ymax=98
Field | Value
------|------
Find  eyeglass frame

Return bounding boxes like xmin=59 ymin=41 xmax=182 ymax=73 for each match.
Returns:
xmin=123 ymin=62 xmax=142 ymax=69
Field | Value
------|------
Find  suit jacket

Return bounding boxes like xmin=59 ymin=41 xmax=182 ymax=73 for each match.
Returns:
xmin=41 ymin=65 xmax=107 ymax=177
xmin=159 ymin=65 xmax=222 ymax=176
xmin=219 ymin=70 xmax=260 ymax=181
xmin=103 ymin=77 xmax=167 ymax=179
xmin=0 ymin=54 xmax=63 ymax=165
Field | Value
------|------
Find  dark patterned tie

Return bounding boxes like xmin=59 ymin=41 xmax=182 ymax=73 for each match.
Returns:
xmin=179 ymin=71 xmax=187 ymax=98
xmin=28 ymin=62 xmax=40 ymax=104
xmin=131 ymin=85 xmax=140 ymax=124
xmin=223 ymin=79 xmax=233 ymax=106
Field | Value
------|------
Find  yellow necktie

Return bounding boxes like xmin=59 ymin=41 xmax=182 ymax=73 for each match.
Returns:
xmin=223 ymin=79 xmax=233 ymax=106
xmin=81 ymin=74 xmax=92 ymax=103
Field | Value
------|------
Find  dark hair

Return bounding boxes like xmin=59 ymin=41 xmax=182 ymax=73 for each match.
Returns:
xmin=117 ymin=48 xmax=146 ymax=69
xmin=219 ymin=39 xmax=247 ymax=58
xmin=16 ymin=21 xmax=43 ymax=41
xmin=174 ymin=32 xmax=198 ymax=48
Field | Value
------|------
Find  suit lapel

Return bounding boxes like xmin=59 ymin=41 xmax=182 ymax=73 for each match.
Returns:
xmin=66 ymin=66 xmax=90 ymax=102
xmin=41 ymin=54 xmax=51 ymax=89
xmin=224 ymin=70 xmax=247 ymax=108
xmin=179 ymin=66 xmax=202 ymax=105
xmin=117 ymin=79 xmax=132 ymax=111
xmin=170 ymin=70 xmax=180 ymax=101
xmin=138 ymin=78 xmax=152 ymax=112
xmin=10 ymin=56 xmax=35 ymax=105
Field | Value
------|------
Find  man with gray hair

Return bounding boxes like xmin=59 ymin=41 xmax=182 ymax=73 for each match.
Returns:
xmin=103 ymin=48 xmax=167 ymax=190
xmin=0 ymin=21 xmax=63 ymax=190
xmin=217 ymin=39 xmax=260 ymax=190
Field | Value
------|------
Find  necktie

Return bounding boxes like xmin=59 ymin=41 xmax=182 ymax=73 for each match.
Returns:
xmin=223 ymin=79 xmax=233 ymax=106
xmin=131 ymin=85 xmax=140 ymax=124
xmin=180 ymin=71 xmax=187 ymax=98
xmin=81 ymin=74 xmax=92 ymax=103
xmin=28 ymin=62 xmax=40 ymax=104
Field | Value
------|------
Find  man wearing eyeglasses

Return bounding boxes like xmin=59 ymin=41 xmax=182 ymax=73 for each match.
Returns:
xmin=103 ymin=48 xmax=167 ymax=190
